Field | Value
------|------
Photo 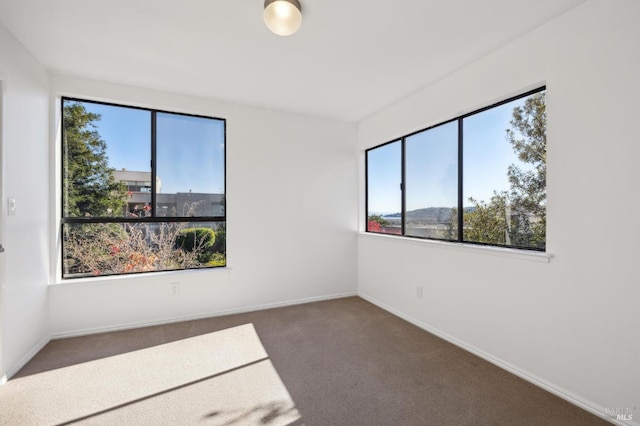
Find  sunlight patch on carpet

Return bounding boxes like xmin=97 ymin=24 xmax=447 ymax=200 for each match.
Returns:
xmin=0 ymin=324 xmax=300 ymax=425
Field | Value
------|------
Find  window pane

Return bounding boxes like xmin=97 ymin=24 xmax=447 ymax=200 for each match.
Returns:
xmin=463 ymin=90 xmax=546 ymax=249
xmin=155 ymin=113 xmax=225 ymax=217
xmin=62 ymin=100 xmax=151 ymax=218
xmin=366 ymin=140 xmax=402 ymax=235
xmin=405 ymin=122 xmax=458 ymax=240
xmin=62 ymin=221 xmax=226 ymax=278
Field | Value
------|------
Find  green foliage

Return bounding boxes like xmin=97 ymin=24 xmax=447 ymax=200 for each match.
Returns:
xmin=63 ymin=102 xmax=126 ymax=217
xmin=462 ymin=91 xmax=546 ymax=249
xmin=175 ymin=227 xmax=216 ymax=252
xmin=505 ymin=91 xmax=546 ymax=249
xmin=206 ymin=252 xmax=226 ymax=267
xmin=211 ymin=223 xmax=226 ymax=254
xmin=175 ymin=227 xmax=217 ymax=263
xmin=464 ymin=195 xmax=509 ymax=245
xmin=63 ymin=222 xmax=223 ymax=278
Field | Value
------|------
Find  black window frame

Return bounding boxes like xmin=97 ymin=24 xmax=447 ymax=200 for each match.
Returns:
xmin=365 ymin=86 xmax=546 ymax=252
xmin=60 ymin=96 xmax=227 ymax=279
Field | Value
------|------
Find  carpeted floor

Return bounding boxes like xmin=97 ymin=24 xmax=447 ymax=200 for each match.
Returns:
xmin=0 ymin=296 xmax=610 ymax=425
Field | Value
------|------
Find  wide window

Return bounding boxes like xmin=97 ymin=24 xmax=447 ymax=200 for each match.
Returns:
xmin=61 ymin=98 xmax=226 ymax=278
xmin=366 ymin=87 xmax=546 ymax=251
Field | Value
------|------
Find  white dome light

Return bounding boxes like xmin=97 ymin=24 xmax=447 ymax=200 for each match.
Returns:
xmin=264 ymin=0 xmax=302 ymax=36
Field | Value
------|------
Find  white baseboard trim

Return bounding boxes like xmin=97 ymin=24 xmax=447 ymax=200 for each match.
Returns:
xmin=5 ymin=336 xmax=51 ymax=380
xmin=52 ymin=291 xmax=358 ymax=340
xmin=358 ymin=292 xmax=633 ymax=426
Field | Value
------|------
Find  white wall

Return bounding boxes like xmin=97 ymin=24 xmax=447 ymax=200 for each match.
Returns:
xmin=48 ymin=75 xmax=358 ymax=336
xmin=358 ymin=0 xmax=639 ymax=421
xmin=0 ymin=24 xmax=50 ymax=377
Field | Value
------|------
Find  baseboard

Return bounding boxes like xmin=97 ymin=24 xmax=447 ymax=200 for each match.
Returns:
xmin=5 ymin=336 xmax=51 ymax=381
xmin=51 ymin=291 xmax=358 ymax=339
xmin=358 ymin=292 xmax=634 ymax=426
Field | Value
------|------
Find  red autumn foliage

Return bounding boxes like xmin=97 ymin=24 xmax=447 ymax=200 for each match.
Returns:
xmin=368 ymin=220 xmax=401 ymax=235
xmin=368 ymin=220 xmax=382 ymax=232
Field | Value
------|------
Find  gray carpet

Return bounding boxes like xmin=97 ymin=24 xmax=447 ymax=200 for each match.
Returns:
xmin=0 ymin=297 xmax=610 ymax=425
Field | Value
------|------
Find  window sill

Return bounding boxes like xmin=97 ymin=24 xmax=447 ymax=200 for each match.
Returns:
xmin=50 ymin=266 xmax=230 ymax=286
xmin=359 ymin=232 xmax=551 ymax=263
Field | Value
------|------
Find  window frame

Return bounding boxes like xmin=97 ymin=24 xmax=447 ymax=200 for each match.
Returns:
xmin=60 ymin=96 xmax=227 ymax=279
xmin=365 ymin=86 xmax=546 ymax=252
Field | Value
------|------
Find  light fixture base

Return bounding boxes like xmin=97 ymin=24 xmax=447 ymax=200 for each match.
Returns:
xmin=264 ymin=0 xmax=301 ymax=11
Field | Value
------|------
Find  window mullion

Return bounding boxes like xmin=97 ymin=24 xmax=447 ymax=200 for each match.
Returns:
xmin=401 ymin=137 xmax=406 ymax=236
xmin=151 ymin=111 xmax=157 ymax=217
xmin=365 ymin=150 xmax=369 ymax=231
xmin=457 ymin=119 xmax=463 ymax=243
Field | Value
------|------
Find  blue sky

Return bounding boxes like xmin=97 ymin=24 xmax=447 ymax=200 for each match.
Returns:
xmin=78 ymin=101 xmax=225 ymax=195
xmin=368 ymin=95 xmax=533 ymax=215
xmin=73 ymin=94 xmax=530 ymax=214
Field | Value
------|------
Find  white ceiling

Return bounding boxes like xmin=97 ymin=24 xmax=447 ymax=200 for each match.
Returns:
xmin=0 ymin=0 xmax=584 ymax=122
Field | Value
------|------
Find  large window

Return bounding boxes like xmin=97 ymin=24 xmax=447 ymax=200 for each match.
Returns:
xmin=366 ymin=87 xmax=546 ymax=251
xmin=61 ymin=98 xmax=226 ymax=278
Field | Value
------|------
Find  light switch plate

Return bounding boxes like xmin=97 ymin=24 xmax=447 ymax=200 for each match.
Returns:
xmin=8 ymin=198 xmax=16 ymax=216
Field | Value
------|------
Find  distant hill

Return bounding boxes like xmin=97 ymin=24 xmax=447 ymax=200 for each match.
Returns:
xmin=384 ymin=206 xmax=475 ymax=223
xmin=384 ymin=207 xmax=452 ymax=222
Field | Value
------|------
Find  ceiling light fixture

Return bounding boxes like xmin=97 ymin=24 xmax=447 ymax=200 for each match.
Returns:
xmin=263 ymin=0 xmax=302 ymax=36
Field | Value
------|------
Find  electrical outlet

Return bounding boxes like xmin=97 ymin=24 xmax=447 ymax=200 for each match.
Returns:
xmin=171 ymin=282 xmax=180 ymax=296
xmin=416 ymin=286 xmax=423 ymax=299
